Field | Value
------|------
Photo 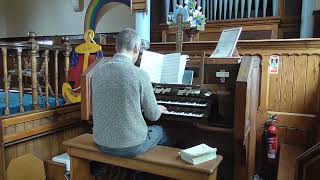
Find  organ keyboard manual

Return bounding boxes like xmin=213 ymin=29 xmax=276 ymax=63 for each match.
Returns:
xmin=152 ymin=83 xmax=216 ymax=122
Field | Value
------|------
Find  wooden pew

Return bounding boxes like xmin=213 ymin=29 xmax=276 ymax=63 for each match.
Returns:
xmin=64 ymin=133 xmax=223 ymax=180
xmin=277 ymin=144 xmax=305 ymax=180
xmin=295 ymin=142 xmax=320 ymax=180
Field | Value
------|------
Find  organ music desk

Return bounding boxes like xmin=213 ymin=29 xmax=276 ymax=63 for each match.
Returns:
xmin=80 ymin=52 xmax=261 ymax=180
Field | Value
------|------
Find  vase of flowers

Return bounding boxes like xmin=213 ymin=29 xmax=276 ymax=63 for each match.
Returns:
xmin=167 ymin=0 xmax=206 ymax=41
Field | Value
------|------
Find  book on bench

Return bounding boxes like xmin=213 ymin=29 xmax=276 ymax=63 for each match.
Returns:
xmin=140 ymin=51 xmax=188 ymax=84
xmin=180 ymin=144 xmax=217 ymax=165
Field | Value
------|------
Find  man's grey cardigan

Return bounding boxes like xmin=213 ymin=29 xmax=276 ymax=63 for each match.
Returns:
xmin=92 ymin=54 xmax=161 ymax=148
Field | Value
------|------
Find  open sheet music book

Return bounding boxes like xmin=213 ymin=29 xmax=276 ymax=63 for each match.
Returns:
xmin=140 ymin=51 xmax=187 ymax=84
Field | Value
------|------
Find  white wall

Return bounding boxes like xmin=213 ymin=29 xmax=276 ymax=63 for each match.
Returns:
xmin=0 ymin=0 xmax=135 ymax=38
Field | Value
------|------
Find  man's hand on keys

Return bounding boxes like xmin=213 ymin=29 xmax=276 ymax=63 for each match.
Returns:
xmin=158 ymin=105 xmax=168 ymax=114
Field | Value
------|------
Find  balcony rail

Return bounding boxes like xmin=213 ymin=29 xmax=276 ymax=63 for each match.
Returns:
xmin=0 ymin=33 xmax=71 ymax=116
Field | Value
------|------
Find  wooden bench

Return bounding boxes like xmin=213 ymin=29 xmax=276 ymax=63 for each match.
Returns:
xmin=63 ymin=134 xmax=223 ymax=180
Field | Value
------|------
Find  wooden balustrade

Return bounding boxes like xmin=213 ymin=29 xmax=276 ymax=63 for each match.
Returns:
xmin=44 ymin=50 xmax=49 ymax=108
xmin=29 ymin=33 xmax=39 ymax=110
xmin=17 ymin=49 xmax=24 ymax=113
xmin=2 ymin=47 xmax=9 ymax=116
xmin=0 ymin=33 xmax=72 ymax=116
xmin=54 ymin=50 xmax=59 ymax=106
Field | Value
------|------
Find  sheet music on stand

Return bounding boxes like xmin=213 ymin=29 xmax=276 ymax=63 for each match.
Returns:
xmin=210 ymin=27 xmax=242 ymax=58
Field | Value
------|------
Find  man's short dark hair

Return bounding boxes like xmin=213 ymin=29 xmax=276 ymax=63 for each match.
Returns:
xmin=116 ymin=28 xmax=141 ymax=52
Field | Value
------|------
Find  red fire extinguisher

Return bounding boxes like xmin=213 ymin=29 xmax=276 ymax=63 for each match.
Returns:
xmin=264 ymin=114 xmax=279 ymax=160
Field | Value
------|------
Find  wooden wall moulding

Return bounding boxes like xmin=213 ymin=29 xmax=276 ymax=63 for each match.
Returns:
xmin=131 ymin=0 xmax=147 ymax=12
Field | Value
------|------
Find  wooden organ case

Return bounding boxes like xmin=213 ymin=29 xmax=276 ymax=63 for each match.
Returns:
xmin=80 ymin=53 xmax=261 ymax=180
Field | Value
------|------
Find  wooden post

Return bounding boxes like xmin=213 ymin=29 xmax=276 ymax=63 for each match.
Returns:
xmin=29 ymin=32 xmax=40 ymax=110
xmin=44 ymin=50 xmax=49 ymax=108
xmin=17 ymin=48 xmax=24 ymax=112
xmin=2 ymin=47 xmax=10 ymax=115
xmin=55 ymin=50 xmax=59 ymax=106
xmin=63 ymin=36 xmax=71 ymax=82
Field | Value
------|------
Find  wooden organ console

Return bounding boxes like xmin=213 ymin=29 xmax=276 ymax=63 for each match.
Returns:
xmin=80 ymin=52 xmax=261 ymax=180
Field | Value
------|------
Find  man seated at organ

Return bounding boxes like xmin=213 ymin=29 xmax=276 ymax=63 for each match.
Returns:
xmin=91 ymin=28 xmax=168 ymax=157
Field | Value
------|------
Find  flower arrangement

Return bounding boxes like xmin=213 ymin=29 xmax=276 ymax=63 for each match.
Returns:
xmin=168 ymin=0 xmax=206 ymax=31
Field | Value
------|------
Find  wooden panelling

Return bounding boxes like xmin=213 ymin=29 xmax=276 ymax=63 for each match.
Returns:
xmin=4 ymin=125 xmax=86 ymax=169
xmin=0 ymin=104 xmax=88 ymax=179
xmin=292 ymin=55 xmax=307 ymax=113
xmin=156 ymin=17 xmax=280 ymax=42
xmin=305 ymin=55 xmax=320 ymax=114
xmin=2 ymin=104 xmax=80 ymax=128
xmin=280 ymin=55 xmax=294 ymax=112
xmin=277 ymin=144 xmax=305 ymax=180
xmin=263 ymin=54 xmax=320 ymax=114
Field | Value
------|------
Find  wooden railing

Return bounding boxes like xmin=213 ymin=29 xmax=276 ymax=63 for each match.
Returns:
xmin=165 ymin=0 xmax=279 ymax=21
xmin=0 ymin=33 xmax=72 ymax=116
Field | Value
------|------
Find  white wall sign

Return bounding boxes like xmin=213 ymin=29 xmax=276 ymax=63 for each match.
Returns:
xmin=269 ymin=55 xmax=280 ymax=74
xmin=216 ymin=70 xmax=229 ymax=83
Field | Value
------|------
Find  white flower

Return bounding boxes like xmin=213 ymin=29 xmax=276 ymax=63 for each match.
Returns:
xmin=197 ymin=6 xmax=202 ymax=11
xmin=184 ymin=0 xmax=189 ymax=4
xmin=190 ymin=19 xmax=196 ymax=27
xmin=188 ymin=16 xmax=193 ymax=22
xmin=193 ymin=10 xmax=201 ymax=17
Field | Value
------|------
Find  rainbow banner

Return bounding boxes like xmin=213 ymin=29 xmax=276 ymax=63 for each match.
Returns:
xmin=84 ymin=0 xmax=131 ymax=31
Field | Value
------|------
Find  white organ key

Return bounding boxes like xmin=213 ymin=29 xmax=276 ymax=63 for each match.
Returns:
xmin=162 ymin=111 xmax=204 ymax=118
xmin=157 ymin=100 xmax=207 ymax=107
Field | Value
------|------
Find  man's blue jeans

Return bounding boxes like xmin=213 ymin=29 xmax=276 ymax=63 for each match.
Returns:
xmin=97 ymin=125 xmax=169 ymax=158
